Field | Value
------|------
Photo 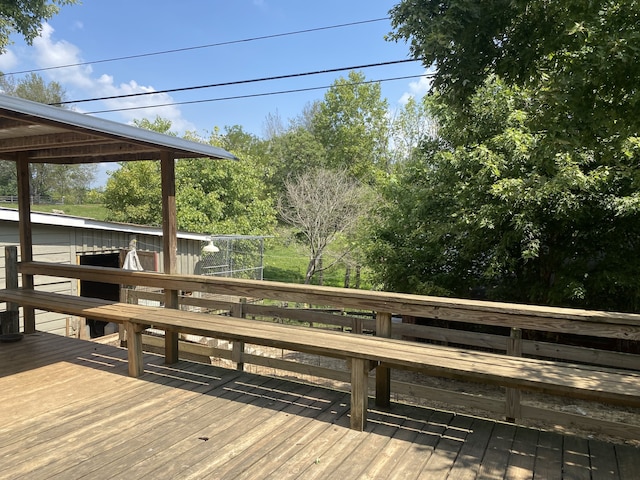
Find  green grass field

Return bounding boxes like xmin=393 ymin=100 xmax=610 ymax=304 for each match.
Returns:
xmin=2 ymin=203 xmax=109 ymax=220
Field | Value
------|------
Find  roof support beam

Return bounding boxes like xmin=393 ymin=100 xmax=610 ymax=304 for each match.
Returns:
xmin=16 ymin=153 xmax=35 ymax=333
xmin=161 ymin=151 xmax=179 ymax=364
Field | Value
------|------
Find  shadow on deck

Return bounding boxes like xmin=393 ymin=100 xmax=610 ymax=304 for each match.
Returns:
xmin=1 ymin=333 xmax=638 ymax=479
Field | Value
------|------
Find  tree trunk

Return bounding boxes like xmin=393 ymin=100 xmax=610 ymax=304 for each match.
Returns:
xmin=344 ymin=264 xmax=351 ymax=288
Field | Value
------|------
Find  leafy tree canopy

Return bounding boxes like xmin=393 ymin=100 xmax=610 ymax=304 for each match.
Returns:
xmin=388 ymin=0 xmax=640 ymax=153
xmin=104 ymin=122 xmax=276 ymax=236
xmin=375 ymin=1 xmax=640 ymax=311
xmin=369 ymin=75 xmax=640 ymax=311
xmin=311 ymin=71 xmax=391 ymax=184
xmin=0 ymin=0 xmax=78 ymax=53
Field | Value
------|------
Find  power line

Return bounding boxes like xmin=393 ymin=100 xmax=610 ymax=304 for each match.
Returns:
xmin=57 ymin=58 xmax=421 ymax=106
xmin=4 ymin=17 xmax=390 ymax=77
xmin=86 ymin=73 xmax=432 ymax=114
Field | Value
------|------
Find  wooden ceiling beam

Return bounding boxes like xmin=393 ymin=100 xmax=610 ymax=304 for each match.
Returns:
xmin=27 ymin=153 xmax=165 ymax=164
xmin=25 ymin=142 xmax=159 ymax=160
xmin=0 ymin=132 xmax=109 ymax=153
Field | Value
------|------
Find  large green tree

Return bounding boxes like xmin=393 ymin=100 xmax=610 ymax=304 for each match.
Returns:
xmin=388 ymin=0 xmax=640 ymax=156
xmin=104 ymin=122 xmax=276 ymax=235
xmin=370 ymin=74 xmax=640 ymax=311
xmin=266 ymin=126 xmax=326 ymax=195
xmin=311 ymin=71 xmax=391 ymax=184
xmin=374 ymin=0 xmax=640 ymax=311
xmin=0 ymin=0 xmax=77 ymax=53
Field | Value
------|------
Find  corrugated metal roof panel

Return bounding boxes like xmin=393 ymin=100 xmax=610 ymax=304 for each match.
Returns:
xmin=0 ymin=94 xmax=238 ymax=163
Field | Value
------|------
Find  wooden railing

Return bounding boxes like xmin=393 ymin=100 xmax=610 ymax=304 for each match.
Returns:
xmin=17 ymin=260 xmax=640 ymax=439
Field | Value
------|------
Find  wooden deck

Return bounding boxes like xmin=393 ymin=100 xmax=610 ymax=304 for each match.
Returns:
xmin=1 ymin=334 xmax=638 ymax=479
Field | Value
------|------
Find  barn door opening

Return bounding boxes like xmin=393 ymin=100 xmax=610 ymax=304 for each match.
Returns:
xmin=80 ymin=252 xmax=120 ymax=337
xmin=79 ymin=249 xmax=159 ymax=337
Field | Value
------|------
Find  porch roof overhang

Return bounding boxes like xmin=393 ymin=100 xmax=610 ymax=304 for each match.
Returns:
xmin=0 ymin=94 xmax=238 ymax=335
xmin=0 ymin=93 xmax=237 ymax=164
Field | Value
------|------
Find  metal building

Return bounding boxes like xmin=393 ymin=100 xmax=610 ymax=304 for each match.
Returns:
xmin=0 ymin=207 xmax=210 ymax=335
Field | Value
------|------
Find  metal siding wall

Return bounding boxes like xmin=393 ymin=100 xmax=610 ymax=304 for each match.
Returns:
xmin=0 ymin=219 xmax=203 ymax=335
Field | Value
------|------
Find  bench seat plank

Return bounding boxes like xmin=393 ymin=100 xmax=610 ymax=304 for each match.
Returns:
xmin=1 ymin=289 xmax=639 ymax=419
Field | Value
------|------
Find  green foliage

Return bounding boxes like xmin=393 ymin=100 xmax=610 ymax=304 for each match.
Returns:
xmin=311 ymin=71 xmax=391 ymax=184
xmin=0 ymin=0 xmax=78 ymax=53
xmin=104 ymin=122 xmax=277 ymax=236
xmin=378 ymin=0 xmax=640 ymax=311
xmin=103 ymin=161 xmax=162 ymax=225
xmin=389 ymin=0 xmax=640 ymax=154
xmin=266 ymin=126 xmax=326 ymax=195
xmin=369 ymin=76 xmax=640 ymax=311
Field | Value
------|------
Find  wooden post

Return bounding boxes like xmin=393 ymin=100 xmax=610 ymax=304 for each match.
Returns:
xmin=231 ymin=298 xmax=246 ymax=371
xmin=161 ymin=152 xmax=179 ymax=364
xmin=16 ymin=153 xmax=35 ymax=333
xmin=375 ymin=311 xmax=392 ymax=408
xmin=2 ymin=246 xmax=19 ymax=334
xmin=506 ymin=327 xmax=523 ymax=422
xmin=350 ymin=357 xmax=369 ymax=431
xmin=352 ymin=317 xmax=363 ymax=335
xmin=124 ymin=321 xmax=145 ymax=377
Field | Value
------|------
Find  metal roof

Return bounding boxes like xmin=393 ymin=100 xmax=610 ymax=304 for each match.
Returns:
xmin=0 ymin=207 xmax=211 ymax=241
xmin=0 ymin=94 xmax=238 ymax=164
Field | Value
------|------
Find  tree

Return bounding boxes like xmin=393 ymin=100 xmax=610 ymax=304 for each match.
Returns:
xmin=266 ymin=126 xmax=326 ymax=196
xmin=104 ymin=121 xmax=277 ymax=236
xmin=388 ymin=0 xmax=640 ymax=156
xmin=389 ymin=96 xmax=438 ymax=164
xmin=369 ymin=75 xmax=640 ymax=311
xmin=279 ymin=168 xmax=369 ymax=284
xmin=0 ymin=0 xmax=77 ymax=53
xmin=103 ymin=161 xmax=162 ymax=225
xmin=0 ymin=72 xmax=95 ymax=202
xmin=311 ymin=71 xmax=391 ymax=183
xmin=377 ymin=0 xmax=640 ymax=311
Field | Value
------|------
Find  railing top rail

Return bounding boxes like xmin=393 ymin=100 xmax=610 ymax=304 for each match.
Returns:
xmin=19 ymin=261 xmax=640 ymax=329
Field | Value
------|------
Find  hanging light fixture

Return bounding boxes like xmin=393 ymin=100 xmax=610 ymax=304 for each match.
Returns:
xmin=202 ymin=239 xmax=219 ymax=254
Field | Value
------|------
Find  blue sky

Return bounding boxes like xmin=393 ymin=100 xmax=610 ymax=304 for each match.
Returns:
xmin=0 ymin=0 xmax=430 ymax=141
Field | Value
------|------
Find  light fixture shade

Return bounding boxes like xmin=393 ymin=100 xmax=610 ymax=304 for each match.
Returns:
xmin=202 ymin=240 xmax=220 ymax=253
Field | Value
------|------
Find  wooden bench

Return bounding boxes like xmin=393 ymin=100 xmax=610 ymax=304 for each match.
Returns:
xmin=2 ymin=288 xmax=640 ymax=432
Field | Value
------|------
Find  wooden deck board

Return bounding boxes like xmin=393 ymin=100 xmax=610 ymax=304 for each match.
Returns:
xmin=1 ymin=332 xmax=638 ymax=479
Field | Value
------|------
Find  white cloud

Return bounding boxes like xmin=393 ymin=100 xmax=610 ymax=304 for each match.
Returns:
xmin=30 ymin=23 xmax=194 ymax=132
xmin=398 ymin=70 xmax=433 ymax=105
xmin=0 ymin=49 xmax=18 ymax=71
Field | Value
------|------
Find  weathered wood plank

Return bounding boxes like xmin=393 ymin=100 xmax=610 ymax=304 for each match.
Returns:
xmin=387 ymin=410 xmax=453 ymax=479
xmin=49 ymin=370 xmax=270 ymax=479
xmin=420 ymin=413 xmax=475 ymax=479
xmin=18 ymin=261 xmax=640 ymax=334
xmin=350 ymin=357 xmax=369 ymax=431
xmin=446 ymin=418 xmax=495 ymax=480
xmin=562 ymin=435 xmax=592 ymax=480
xmin=533 ymin=431 xmax=564 ymax=480
xmin=505 ymin=427 xmax=539 ymax=480
xmin=2 ymin=334 xmax=632 ymax=479
xmin=588 ymin=439 xmax=620 ymax=480
xmin=615 ymin=443 xmax=640 ymax=480
xmin=228 ymin=392 xmax=352 ymax=480
xmin=475 ymin=422 xmax=517 ymax=479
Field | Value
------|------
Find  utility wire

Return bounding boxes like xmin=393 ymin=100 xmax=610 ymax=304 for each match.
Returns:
xmin=4 ymin=17 xmax=390 ymax=76
xmin=86 ymin=73 xmax=432 ymax=114
xmin=56 ymin=58 xmax=421 ymax=106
